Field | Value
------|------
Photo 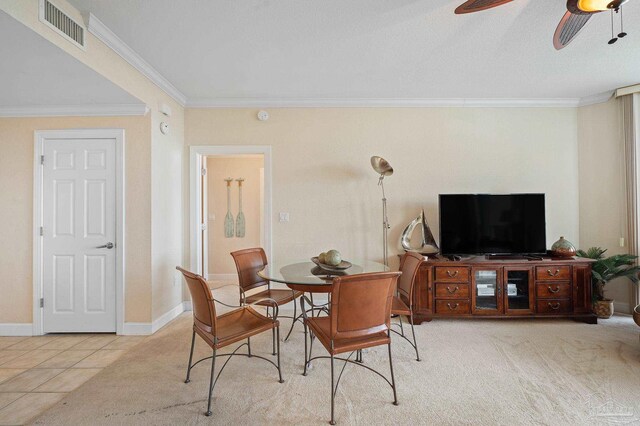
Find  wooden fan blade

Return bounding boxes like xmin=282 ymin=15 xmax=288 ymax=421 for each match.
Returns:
xmin=455 ymin=0 xmax=514 ymax=14
xmin=553 ymin=11 xmax=594 ymax=50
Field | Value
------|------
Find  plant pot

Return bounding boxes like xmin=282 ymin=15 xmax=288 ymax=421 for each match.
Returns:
xmin=593 ymin=299 xmax=614 ymax=319
xmin=634 ymin=305 xmax=640 ymax=327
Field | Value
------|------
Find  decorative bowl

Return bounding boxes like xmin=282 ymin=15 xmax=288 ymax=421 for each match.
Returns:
xmin=311 ymin=257 xmax=352 ymax=272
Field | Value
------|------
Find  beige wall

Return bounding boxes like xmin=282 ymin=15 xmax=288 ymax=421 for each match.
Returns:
xmin=0 ymin=115 xmax=152 ymax=323
xmin=1 ymin=0 xmax=186 ymax=325
xmin=186 ymin=108 xmax=580 ymax=273
xmin=206 ymin=157 xmax=264 ymax=275
xmin=577 ymin=98 xmax=635 ymax=312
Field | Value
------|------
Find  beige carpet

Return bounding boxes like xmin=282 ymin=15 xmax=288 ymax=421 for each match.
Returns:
xmin=31 ymin=302 xmax=640 ymax=425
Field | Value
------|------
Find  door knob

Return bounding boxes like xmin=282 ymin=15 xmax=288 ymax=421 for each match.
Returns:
xmin=97 ymin=242 xmax=114 ymax=249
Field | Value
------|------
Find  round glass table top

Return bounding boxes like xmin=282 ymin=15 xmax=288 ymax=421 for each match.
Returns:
xmin=258 ymin=259 xmax=389 ymax=286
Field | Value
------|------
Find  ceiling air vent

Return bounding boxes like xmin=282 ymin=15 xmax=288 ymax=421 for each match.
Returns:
xmin=39 ymin=0 xmax=86 ymax=49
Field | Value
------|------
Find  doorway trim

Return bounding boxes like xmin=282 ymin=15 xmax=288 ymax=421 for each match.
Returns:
xmin=190 ymin=146 xmax=272 ymax=275
xmin=33 ymin=129 xmax=126 ymax=335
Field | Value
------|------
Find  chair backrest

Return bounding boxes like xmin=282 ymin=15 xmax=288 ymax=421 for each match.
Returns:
xmin=398 ymin=252 xmax=424 ymax=307
xmin=176 ymin=266 xmax=217 ymax=337
xmin=330 ymin=271 xmax=401 ymax=341
xmin=230 ymin=247 xmax=269 ymax=292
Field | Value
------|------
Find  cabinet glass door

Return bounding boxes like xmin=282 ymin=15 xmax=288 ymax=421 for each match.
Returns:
xmin=473 ymin=269 xmax=501 ymax=314
xmin=504 ymin=268 xmax=533 ymax=314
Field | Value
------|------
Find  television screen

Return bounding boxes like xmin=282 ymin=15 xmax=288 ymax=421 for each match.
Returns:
xmin=439 ymin=194 xmax=546 ymax=256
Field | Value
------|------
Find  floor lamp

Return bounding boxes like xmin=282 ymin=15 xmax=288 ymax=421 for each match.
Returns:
xmin=371 ymin=156 xmax=393 ymax=267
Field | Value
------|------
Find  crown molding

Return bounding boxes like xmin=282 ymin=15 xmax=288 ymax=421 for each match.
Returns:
xmin=0 ymin=104 xmax=149 ymax=117
xmin=578 ymin=91 xmax=613 ymax=107
xmin=87 ymin=13 xmax=187 ymax=106
xmin=186 ymin=97 xmax=586 ymax=108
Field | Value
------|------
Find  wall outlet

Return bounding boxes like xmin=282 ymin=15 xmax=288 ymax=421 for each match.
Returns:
xmin=279 ymin=212 xmax=290 ymax=222
xmin=620 ymin=237 xmax=625 ymax=247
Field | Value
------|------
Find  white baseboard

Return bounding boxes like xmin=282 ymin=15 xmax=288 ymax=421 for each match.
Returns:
xmin=0 ymin=323 xmax=33 ymax=336
xmin=121 ymin=302 xmax=189 ymax=336
xmin=151 ymin=303 xmax=185 ymax=333
xmin=208 ymin=274 xmax=237 ymax=281
xmin=614 ymin=301 xmax=631 ymax=315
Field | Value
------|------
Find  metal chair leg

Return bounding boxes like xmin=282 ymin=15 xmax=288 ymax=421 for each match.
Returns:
xmin=284 ymin=295 xmax=298 ymax=341
xmin=185 ymin=330 xmax=196 ymax=383
xmin=302 ymin=299 xmax=309 ymax=376
xmin=247 ymin=337 xmax=252 ymax=357
xmin=398 ymin=314 xmax=405 ymax=337
xmin=409 ymin=312 xmax=421 ymax=362
xmin=205 ymin=347 xmax=217 ymax=416
xmin=272 ymin=327 xmax=276 ymax=356
xmin=388 ymin=342 xmax=398 ymax=406
xmin=330 ymin=354 xmax=336 ymax=425
xmin=276 ymin=326 xmax=284 ymax=383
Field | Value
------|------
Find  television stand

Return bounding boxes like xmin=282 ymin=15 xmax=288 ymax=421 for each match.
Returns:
xmin=408 ymin=255 xmax=596 ymax=324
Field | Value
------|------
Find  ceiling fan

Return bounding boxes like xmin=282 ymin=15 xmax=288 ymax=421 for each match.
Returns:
xmin=454 ymin=0 xmax=631 ymax=50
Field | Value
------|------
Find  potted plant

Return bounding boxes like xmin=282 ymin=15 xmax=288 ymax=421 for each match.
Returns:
xmin=576 ymin=247 xmax=640 ymax=319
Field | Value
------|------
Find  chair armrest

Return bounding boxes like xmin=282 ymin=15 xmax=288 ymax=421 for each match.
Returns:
xmin=208 ymin=284 xmax=247 ymax=307
xmin=246 ymin=298 xmax=279 ymax=322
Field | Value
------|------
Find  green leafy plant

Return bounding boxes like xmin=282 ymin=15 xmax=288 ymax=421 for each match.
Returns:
xmin=576 ymin=247 xmax=640 ymax=301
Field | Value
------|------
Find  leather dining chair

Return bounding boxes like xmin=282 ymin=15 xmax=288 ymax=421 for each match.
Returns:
xmin=177 ymin=266 xmax=284 ymax=417
xmin=231 ymin=248 xmax=303 ymax=348
xmin=392 ymin=251 xmax=423 ymax=361
xmin=302 ymin=271 xmax=402 ymax=425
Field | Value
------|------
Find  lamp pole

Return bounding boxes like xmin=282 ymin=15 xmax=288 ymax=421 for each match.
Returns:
xmin=379 ymin=175 xmax=390 ymax=267
xmin=371 ymin=156 xmax=393 ymax=268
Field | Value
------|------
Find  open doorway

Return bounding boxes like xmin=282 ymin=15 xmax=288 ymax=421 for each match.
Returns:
xmin=190 ymin=146 xmax=272 ymax=280
xmin=204 ymin=155 xmax=264 ymax=280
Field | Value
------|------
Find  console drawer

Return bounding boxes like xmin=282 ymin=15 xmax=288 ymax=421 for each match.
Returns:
xmin=536 ymin=266 xmax=571 ymax=281
xmin=435 ymin=283 xmax=470 ymax=299
xmin=435 ymin=266 xmax=470 ymax=282
xmin=536 ymin=299 xmax=572 ymax=314
xmin=536 ymin=282 xmax=572 ymax=298
xmin=435 ymin=299 xmax=471 ymax=315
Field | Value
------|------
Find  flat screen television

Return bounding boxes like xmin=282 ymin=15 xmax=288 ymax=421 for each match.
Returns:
xmin=439 ymin=193 xmax=546 ymax=256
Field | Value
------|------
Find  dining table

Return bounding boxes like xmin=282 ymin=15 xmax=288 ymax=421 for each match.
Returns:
xmin=257 ymin=258 xmax=389 ymax=294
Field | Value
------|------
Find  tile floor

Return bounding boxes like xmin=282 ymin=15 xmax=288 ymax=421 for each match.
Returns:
xmin=0 ymin=334 xmax=145 ymax=425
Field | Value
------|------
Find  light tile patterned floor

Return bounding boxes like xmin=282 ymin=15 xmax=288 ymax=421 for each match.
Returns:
xmin=0 ymin=334 xmax=145 ymax=425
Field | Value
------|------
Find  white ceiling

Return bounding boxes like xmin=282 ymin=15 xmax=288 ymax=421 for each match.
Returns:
xmin=69 ymin=0 xmax=640 ymax=103
xmin=0 ymin=11 xmax=142 ymax=112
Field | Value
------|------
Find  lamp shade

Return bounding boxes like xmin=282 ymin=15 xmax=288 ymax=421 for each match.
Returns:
xmin=371 ymin=156 xmax=393 ymax=176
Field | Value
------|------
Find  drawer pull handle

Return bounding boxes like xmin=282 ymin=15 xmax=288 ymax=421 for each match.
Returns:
xmin=446 ymin=270 xmax=459 ymax=278
xmin=548 ymin=286 xmax=560 ymax=294
xmin=447 ymin=302 xmax=459 ymax=310
xmin=546 ymin=269 xmax=561 ymax=277
xmin=446 ymin=286 xmax=459 ymax=294
xmin=548 ymin=302 xmax=561 ymax=310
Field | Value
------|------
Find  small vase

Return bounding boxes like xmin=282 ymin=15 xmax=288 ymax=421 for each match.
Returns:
xmin=550 ymin=236 xmax=576 ymax=258
xmin=593 ymin=299 xmax=614 ymax=319
xmin=633 ymin=305 xmax=640 ymax=327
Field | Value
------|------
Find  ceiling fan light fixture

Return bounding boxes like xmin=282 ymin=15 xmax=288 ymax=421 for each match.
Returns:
xmin=577 ymin=0 xmax=611 ymax=11
xmin=577 ymin=0 xmax=627 ymax=11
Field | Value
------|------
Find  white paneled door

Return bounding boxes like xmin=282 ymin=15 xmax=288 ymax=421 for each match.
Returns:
xmin=42 ymin=138 xmax=116 ymax=332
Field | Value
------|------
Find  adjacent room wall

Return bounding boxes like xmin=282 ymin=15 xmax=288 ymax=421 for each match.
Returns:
xmin=206 ymin=156 xmax=264 ymax=277
xmin=186 ymin=107 xmax=580 ymax=274
xmin=0 ymin=115 xmax=152 ymax=324
xmin=1 ymin=0 xmax=186 ymax=328
xmin=577 ymin=98 xmax=634 ymax=313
